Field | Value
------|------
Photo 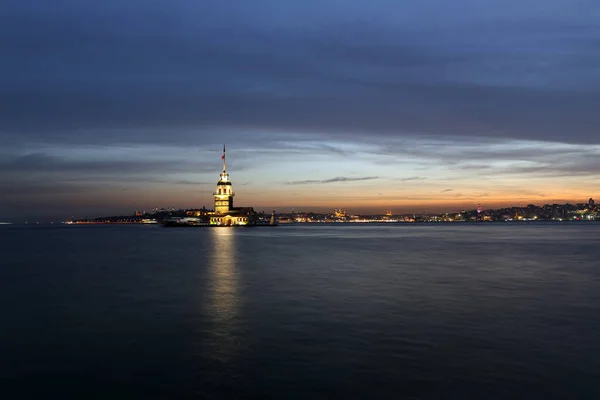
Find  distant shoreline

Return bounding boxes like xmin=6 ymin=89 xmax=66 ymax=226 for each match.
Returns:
xmin=6 ymin=220 xmax=600 ymax=226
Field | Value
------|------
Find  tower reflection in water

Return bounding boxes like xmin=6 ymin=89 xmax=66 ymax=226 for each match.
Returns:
xmin=206 ymin=228 xmax=240 ymax=362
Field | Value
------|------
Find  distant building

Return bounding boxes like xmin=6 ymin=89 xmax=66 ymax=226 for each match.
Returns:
xmin=476 ymin=204 xmax=483 ymax=221
xmin=186 ymin=208 xmax=209 ymax=217
xmin=333 ymin=209 xmax=347 ymax=218
xmin=209 ymin=146 xmax=257 ymax=226
xmin=590 ymin=198 xmax=595 ymax=208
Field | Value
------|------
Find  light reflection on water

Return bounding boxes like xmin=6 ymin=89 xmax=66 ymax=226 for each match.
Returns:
xmin=206 ymin=228 xmax=240 ymax=362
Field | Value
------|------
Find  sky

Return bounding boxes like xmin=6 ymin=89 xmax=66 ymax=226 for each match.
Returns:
xmin=1 ymin=0 xmax=600 ymax=220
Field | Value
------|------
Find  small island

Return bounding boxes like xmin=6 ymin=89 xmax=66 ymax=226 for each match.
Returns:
xmin=68 ymin=146 xmax=274 ymax=227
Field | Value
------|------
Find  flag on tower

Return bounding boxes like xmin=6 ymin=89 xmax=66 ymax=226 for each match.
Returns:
xmin=222 ymin=145 xmax=226 ymax=159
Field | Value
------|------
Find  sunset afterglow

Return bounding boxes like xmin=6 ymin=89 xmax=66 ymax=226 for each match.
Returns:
xmin=1 ymin=1 xmax=599 ymax=220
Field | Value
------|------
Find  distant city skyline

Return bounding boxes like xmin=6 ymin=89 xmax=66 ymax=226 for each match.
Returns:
xmin=2 ymin=0 xmax=600 ymax=220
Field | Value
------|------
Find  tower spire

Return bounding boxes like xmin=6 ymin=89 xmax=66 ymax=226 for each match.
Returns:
xmin=222 ymin=144 xmax=226 ymax=172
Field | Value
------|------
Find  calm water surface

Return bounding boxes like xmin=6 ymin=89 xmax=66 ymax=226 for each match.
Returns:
xmin=1 ymin=223 xmax=599 ymax=398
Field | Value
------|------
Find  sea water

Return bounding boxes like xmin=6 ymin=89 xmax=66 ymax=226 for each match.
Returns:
xmin=1 ymin=223 xmax=599 ymax=398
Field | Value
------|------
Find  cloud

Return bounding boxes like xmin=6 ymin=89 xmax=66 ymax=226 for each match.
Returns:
xmin=0 ymin=152 xmax=209 ymax=175
xmin=441 ymin=188 xmax=454 ymax=193
xmin=173 ymin=180 xmax=215 ymax=186
xmin=286 ymin=176 xmax=379 ymax=185
xmin=2 ymin=0 xmax=600 ymax=147
xmin=397 ymin=176 xmax=428 ymax=182
xmin=0 ymin=180 xmax=92 ymax=197
xmin=474 ymin=156 xmax=600 ymax=178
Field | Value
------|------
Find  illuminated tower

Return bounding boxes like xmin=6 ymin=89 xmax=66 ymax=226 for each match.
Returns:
xmin=214 ymin=145 xmax=234 ymax=214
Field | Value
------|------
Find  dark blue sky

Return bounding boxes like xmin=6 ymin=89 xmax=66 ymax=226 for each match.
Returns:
xmin=1 ymin=0 xmax=600 ymax=220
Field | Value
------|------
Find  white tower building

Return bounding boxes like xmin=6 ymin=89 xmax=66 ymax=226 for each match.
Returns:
xmin=209 ymin=145 xmax=257 ymax=226
xmin=214 ymin=145 xmax=234 ymax=214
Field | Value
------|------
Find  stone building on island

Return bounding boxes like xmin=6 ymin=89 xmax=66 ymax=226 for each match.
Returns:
xmin=209 ymin=145 xmax=258 ymax=226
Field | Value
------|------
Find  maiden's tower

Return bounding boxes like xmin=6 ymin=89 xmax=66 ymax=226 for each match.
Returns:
xmin=210 ymin=145 xmax=257 ymax=226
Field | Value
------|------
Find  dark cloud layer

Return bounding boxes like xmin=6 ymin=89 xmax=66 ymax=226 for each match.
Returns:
xmin=0 ymin=153 xmax=207 ymax=175
xmin=2 ymin=0 xmax=600 ymax=145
